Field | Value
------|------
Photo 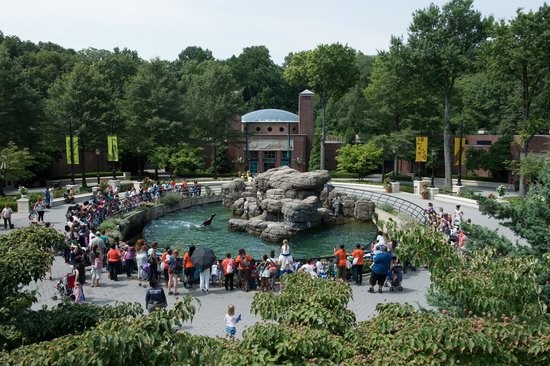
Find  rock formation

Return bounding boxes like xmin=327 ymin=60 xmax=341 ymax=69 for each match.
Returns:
xmin=221 ymin=166 xmax=375 ymax=242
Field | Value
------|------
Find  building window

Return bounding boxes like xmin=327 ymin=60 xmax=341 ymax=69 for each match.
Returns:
xmin=293 ymin=127 xmax=297 ymax=132
xmin=263 ymin=151 xmax=276 ymax=160
xmin=279 ymin=127 xmax=285 ymax=132
xmin=267 ymin=127 xmax=273 ymax=132
xmin=249 ymin=151 xmax=259 ymax=160
xmin=256 ymin=127 xmax=261 ymax=132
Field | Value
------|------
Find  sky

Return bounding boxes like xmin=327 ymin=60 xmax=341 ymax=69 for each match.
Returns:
xmin=1 ymin=0 xmax=545 ymax=64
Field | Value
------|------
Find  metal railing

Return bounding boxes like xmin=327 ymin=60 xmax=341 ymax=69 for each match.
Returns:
xmin=332 ymin=185 xmax=427 ymax=224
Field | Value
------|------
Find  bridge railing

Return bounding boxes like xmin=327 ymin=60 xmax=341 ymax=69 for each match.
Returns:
xmin=332 ymin=185 xmax=427 ymax=224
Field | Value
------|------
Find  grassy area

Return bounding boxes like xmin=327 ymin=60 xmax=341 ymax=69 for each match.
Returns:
xmin=504 ymin=196 xmax=523 ymax=205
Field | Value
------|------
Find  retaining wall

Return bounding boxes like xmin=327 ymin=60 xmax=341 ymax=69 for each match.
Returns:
xmin=119 ymin=195 xmax=222 ymax=240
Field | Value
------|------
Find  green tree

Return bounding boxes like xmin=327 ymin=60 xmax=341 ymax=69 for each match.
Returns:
xmin=284 ymin=43 xmax=359 ymax=170
xmin=407 ymin=0 xmax=491 ymax=187
xmin=486 ymin=4 xmax=550 ymax=195
xmin=0 ymin=142 xmax=35 ymax=193
xmin=183 ymin=60 xmax=243 ymax=177
xmin=336 ymin=142 xmax=382 ymax=178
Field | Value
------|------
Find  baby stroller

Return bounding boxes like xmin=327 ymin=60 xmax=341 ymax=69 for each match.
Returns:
xmin=389 ymin=264 xmax=403 ymax=292
xmin=54 ymin=272 xmax=76 ymax=301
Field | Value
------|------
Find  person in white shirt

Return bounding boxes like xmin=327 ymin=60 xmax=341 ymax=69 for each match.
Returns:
xmin=298 ymin=259 xmax=318 ymax=278
xmin=2 ymin=204 xmax=13 ymax=229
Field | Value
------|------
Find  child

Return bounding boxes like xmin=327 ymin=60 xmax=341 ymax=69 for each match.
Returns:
xmin=224 ymin=304 xmax=241 ymax=339
xmin=73 ymin=281 xmax=85 ymax=304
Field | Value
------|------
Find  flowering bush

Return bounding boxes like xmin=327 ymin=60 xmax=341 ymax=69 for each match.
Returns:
xmin=496 ymin=185 xmax=506 ymax=197
xmin=487 ymin=193 xmax=496 ymax=200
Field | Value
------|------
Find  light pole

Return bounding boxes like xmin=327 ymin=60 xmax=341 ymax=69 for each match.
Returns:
xmin=0 ymin=155 xmax=7 ymax=196
xmin=95 ymin=149 xmax=100 ymax=185
xmin=137 ymin=147 xmax=141 ymax=182
xmin=69 ymin=118 xmax=75 ymax=184
xmin=430 ymin=149 xmax=436 ymax=188
xmin=457 ymin=121 xmax=464 ymax=186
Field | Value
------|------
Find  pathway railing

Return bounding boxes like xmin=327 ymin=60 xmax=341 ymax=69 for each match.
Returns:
xmin=332 ymin=185 xmax=427 ymax=224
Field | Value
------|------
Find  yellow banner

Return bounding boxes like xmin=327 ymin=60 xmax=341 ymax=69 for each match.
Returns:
xmin=415 ymin=136 xmax=428 ymax=162
xmin=65 ymin=136 xmax=79 ymax=165
xmin=107 ymin=135 xmax=118 ymax=162
xmin=454 ymin=137 xmax=466 ymax=166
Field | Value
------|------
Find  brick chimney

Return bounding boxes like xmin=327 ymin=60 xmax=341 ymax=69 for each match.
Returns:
xmin=298 ymin=89 xmax=314 ymax=166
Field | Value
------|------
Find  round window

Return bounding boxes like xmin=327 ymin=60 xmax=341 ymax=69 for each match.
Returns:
xmin=256 ymin=127 xmax=261 ymax=132
xmin=279 ymin=127 xmax=285 ymax=132
xmin=267 ymin=127 xmax=273 ymax=132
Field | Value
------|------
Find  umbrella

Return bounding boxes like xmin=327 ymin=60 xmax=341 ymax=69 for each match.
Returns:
xmin=191 ymin=247 xmax=217 ymax=270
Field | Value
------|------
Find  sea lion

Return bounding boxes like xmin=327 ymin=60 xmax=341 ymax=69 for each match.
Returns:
xmin=200 ymin=214 xmax=216 ymax=226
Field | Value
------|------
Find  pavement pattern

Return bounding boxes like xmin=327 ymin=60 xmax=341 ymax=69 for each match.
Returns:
xmin=3 ymin=182 xmax=516 ymax=339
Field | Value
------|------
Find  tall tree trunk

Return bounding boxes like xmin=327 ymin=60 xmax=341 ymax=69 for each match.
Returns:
xmin=443 ymin=93 xmax=452 ymax=188
xmin=320 ymin=103 xmax=326 ymax=170
xmin=518 ymin=67 xmax=530 ymax=197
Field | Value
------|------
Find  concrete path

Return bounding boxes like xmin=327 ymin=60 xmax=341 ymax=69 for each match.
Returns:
xmin=4 ymin=180 xmax=515 ymax=339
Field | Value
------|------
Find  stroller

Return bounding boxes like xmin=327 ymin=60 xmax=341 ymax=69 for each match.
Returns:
xmin=54 ymin=272 xmax=77 ymax=301
xmin=388 ymin=264 xmax=403 ymax=292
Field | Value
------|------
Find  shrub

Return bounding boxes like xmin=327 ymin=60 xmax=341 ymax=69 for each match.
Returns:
xmin=160 ymin=192 xmax=183 ymax=206
xmin=378 ymin=203 xmax=397 ymax=214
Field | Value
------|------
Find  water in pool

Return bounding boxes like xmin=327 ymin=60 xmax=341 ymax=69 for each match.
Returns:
xmin=143 ymin=203 xmax=377 ymax=259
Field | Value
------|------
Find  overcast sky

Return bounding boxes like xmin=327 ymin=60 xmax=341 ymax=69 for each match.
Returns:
xmin=1 ymin=0 xmax=544 ymax=64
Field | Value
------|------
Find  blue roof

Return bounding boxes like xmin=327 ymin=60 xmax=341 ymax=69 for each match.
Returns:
xmin=241 ymin=109 xmax=299 ymax=123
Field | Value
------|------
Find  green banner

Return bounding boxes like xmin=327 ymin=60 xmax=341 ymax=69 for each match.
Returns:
xmin=65 ymin=135 xmax=79 ymax=165
xmin=107 ymin=135 xmax=118 ymax=162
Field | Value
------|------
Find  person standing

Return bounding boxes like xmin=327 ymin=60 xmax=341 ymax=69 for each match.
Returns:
xmin=34 ymin=199 xmax=46 ymax=223
xmin=368 ymin=246 xmax=394 ymax=294
xmin=167 ymin=249 xmax=183 ymax=295
xmin=90 ymin=244 xmax=103 ymax=287
xmin=224 ymin=304 xmax=240 ymax=339
xmin=107 ymin=243 xmax=122 ymax=281
xmin=351 ymin=243 xmax=365 ymax=285
xmin=2 ymin=204 xmax=13 ymax=230
xmin=333 ymin=244 xmax=348 ymax=281
xmin=183 ymin=245 xmax=196 ymax=289
xmin=148 ymin=242 xmax=160 ymax=281
xmin=221 ymin=253 xmax=235 ymax=291
xmin=44 ymin=188 xmax=51 ymax=209
xmin=123 ymin=242 xmax=136 ymax=279
xmin=161 ymin=247 xmax=171 ymax=287
xmin=235 ymin=249 xmax=253 ymax=292
xmin=199 ymin=266 xmax=211 ymax=293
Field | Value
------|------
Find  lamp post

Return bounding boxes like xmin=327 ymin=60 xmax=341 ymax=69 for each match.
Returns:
xmin=137 ymin=147 xmax=141 ymax=182
xmin=457 ymin=121 xmax=464 ymax=186
xmin=69 ymin=118 xmax=75 ymax=184
xmin=95 ymin=149 xmax=100 ymax=185
xmin=0 ymin=155 xmax=7 ymax=196
xmin=430 ymin=149 xmax=436 ymax=188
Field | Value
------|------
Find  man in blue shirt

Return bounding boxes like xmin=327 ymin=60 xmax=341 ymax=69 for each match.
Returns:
xmin=368 ymin=246 xmax=395 ymax=294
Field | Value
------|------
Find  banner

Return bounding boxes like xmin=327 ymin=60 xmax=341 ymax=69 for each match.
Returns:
xmin=415 ymin=136 xmax=428 ymax=162
xmin=65 ymin=135 xmax=79 ymax=165
xmin=454 ymin=137 xmax=466 ymax=166
xmin=107 ymin=135 xmax=119 ymax=162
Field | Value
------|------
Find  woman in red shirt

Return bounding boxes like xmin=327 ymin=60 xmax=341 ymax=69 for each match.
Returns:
xmin=107 ymin=243 xmax=122 ymax=282
xmin=351 ymin=244 xmax=365 ymax=285
xmin=333 ymin=244 xmax=348 ymax=281
xmin=183 ymin=245 xmax=196 ymax=289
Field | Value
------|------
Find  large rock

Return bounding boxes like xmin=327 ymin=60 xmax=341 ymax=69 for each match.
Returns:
xmin=254 ymin=166 xmax=331 ymax=197
xmin=282 ymin=196 xmax=321 ymax=230
xmin=221 ymin=179 xmax=246 ymax=208
xmin=260 ymin=222 xmax=292 ymax=242
xmin=354 ymin=198 xmax=375 ymax=222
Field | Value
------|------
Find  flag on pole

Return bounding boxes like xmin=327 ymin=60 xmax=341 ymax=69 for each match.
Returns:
xmin=454 ymin=137 xmax=466 ymax=166
xmin=107 ymin=135 xmax=118 ymax=162
xmin=65 ymin=136 xmax=79 ymax=165
xmin=415 ymin=136 xmax=428 ymax=162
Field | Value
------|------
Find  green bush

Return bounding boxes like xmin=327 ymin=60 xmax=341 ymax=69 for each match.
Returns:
xmin=377 ymin=203 xmax=397 ymax=214
xmin=0 ymin=200 xmax=17 ymax=212
xmin=160 ymin=192 xmax=183 ymax=206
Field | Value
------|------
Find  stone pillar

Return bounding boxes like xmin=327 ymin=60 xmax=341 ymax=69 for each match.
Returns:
xmin=133 ymin=181 xmax=143 ymax=191
xmin=108 ymin=179 xmax=121 ymax=192
xmin=452 ymin=185 xmax=466 ymax=195
xmin=17 ymin=197 xmax=29 ymax=213
xmin=428 ymin=187 xmax=439 ymax=199
xmin=390 ymin=182 xmax=400 ymax=193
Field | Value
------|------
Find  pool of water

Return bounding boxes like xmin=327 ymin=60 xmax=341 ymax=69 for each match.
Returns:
xmin=143 ymin=203 xmax=377 ymax=259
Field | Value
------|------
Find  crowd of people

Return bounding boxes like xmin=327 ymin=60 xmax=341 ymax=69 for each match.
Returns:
xmin=425 ymin=202 xmax=469 ymax=250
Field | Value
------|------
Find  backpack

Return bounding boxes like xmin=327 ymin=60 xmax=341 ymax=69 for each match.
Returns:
xmin=240 ymin=255 xmax=249 ymax=268
xmin=170 ymin=257 xmax=184 ymax=274
xmin=226 ymin=259 xmax=235 ymax=274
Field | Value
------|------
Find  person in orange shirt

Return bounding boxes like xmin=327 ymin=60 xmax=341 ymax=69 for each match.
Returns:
xmin=183 ymin=245 xmax=196 ymax=289
xmin=235 ymin=249 xmax=253 ymax=292
xmin=221 ymin=253 xmax=235 ymax=291
xmin=333 ymin=244 xmax=348 ymax=281
xmin=107 ymin=243 xmax=122 ymax=282
xmin=351 ymin=243 xmax=365 ymax=285
xmin=161 ymin=246 xmax=171 ymax=287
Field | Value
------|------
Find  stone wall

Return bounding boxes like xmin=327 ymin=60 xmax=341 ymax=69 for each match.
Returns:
xmin=118 ymin=195 xmax=221 ymax=241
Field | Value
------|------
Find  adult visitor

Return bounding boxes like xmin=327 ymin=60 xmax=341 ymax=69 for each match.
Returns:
xmin=221 ymin=253 xmax=235 ymax=291
xmin=107 ymin=243 xmax=122 ymax=281
xmin=183 ymin=245 xmax=196 ymax=289
xmin=333 ymin=244 xmax=348 ymax=281
xmin=351 ymin=243 xmax=365 ymax=285
xmin=368 ymin=246 xmax=394 ymax=294
xmin=2 ymin=204 xmax=13 ymax=230
xmin=145 ymin=278 xmax=167 ymax=313
xmin=235 ymin=249 xmax=253 ymax=292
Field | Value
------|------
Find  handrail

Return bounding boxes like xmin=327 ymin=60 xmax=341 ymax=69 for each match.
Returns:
xmin=332 ymin=185 xmax=427 ymax=224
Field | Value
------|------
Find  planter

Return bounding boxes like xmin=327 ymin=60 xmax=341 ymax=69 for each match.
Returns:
xmin=420 ymin=192 xmax=429 ymax=199
xmin=384 ymin=187 xmax=392 ymax=193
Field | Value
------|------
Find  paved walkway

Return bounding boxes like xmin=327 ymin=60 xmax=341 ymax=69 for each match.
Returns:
xmin=4 ymin=180 xmax=516 ymax=339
